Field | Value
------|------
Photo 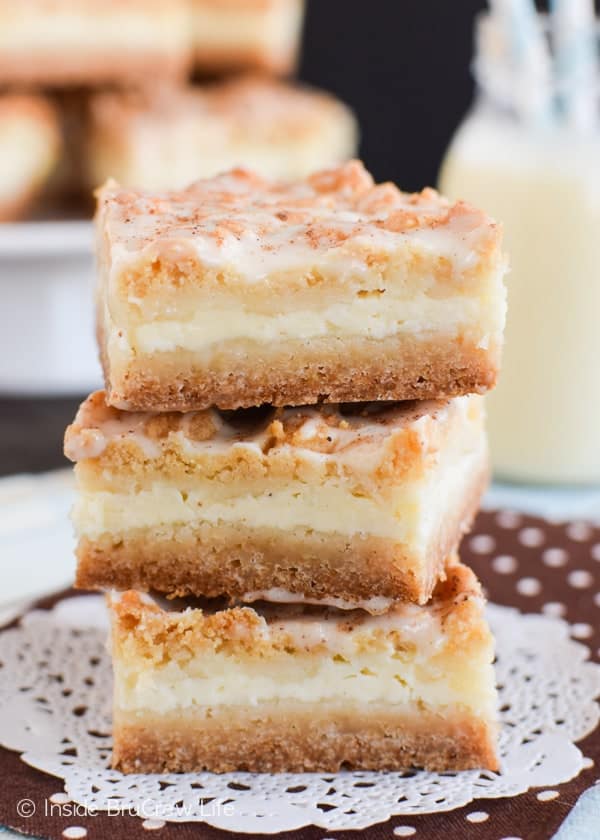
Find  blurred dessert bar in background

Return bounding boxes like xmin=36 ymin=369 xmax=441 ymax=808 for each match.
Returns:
xmin=191 ymin=0 xmax=304 ymax=75
xmin=0 ymin=95 xmax=61 ymax=222
xmin=0 ymin=0 xmax=315 ymax=222
xmin=109 ymin=563 xmax=499 ymax=773
xmin=86 ymin=76 xmax=357 ymax=189
xmin=95 ymin=161 xmax=506 ymax=412
xmin=65 ymin=391 xmax=488 ymax=607
xmin=0 ymin=0 xmax=191 ymax=87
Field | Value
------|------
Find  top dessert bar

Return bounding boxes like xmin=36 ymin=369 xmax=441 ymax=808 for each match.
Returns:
xmin=0 ymin=0 xmax=191 ymax=87
xmin=96 ymin=160 xmax=507 ymax=411
xmin=191 ymin=0 xmax=304 ymax=75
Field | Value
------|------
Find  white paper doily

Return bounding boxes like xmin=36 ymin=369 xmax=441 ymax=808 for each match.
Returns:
xmin=0 ymin=595 xmax=599 ymax=834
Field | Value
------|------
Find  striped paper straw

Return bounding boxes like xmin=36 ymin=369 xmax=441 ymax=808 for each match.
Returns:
xmin=488 ymin=0 xmax=552 ymax=121
xmin=551 ymin=0 xmax=598 ymax=129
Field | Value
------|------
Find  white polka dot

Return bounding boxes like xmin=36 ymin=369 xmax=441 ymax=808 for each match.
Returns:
xmin=542 ymin=602 xmax=566 ymax=617
xmin=568 ymin=569 xmax=593 ymax=589
xmin=519 ymin=527 xmax=545 ymax=547
xmin=62 ymin=829 xmax=87 ymax=840
xmin=393 ymin=828 xmax=416 ymax=837
xmin=543 ymin=548 xmax=569 ymax=568
xmin=50 ymin=793 xmax=70 ymax=805
xmin=537 ymin=790 xmax=559 ymax=801
xmin=572 ymin=623 xmax=593 ymax=639
xmin=594 ymin=593 xmax=600 ymax=607
xmin=470 ymin=534 xmax=496 ymax=554
xmin=567 ymin=522 xmax=592 ymax=542
xmin=517 ymin=577 xmax=542 ymax=596
xmin=499 ymin=837 xmax=523 ymax=840
xmin=492 ymin=554 xmax=518 ymax=574
xmin=142 ymin=820 xmax=165 ymax=831
xmin=466 ymin=811 xmax=489 ymax=823
xmin=496 ymin=510 xmax=521 ymax=529
xmin=591 ymin=544 xmax=600 ymax=561
xmin=583 ymin=756 xmax=594 ymax=769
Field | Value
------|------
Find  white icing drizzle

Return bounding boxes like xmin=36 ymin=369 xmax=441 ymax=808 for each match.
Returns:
xmin=110 ymin=587 xmax=483 ymax=655
xmin=240 ymin=587 xmax=395 ymax=616
xmin=66 ymin=392 xmax=475 ymax=467
xmin=64 ymin=403 xmax=162 ymax=462
xmin=98 ymin=161 xmax=498 ymax=283
xmin=252 ymin=600 xmax=452 ymax=653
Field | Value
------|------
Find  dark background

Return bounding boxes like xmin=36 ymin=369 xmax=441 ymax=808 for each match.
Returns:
xmin=300 ymin=0 xmax=486 ymax=191
xmin=0 ymin=0 xmax=489 ymax=477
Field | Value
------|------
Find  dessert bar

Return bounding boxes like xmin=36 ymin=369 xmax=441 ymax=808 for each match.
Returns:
xmin=0 ymin=95 xmax=61 ymax=222
xmin=0 ymin=0 xmax=190 ymax=86
xmin=86 ymin=77 xmax=357 ymax=190
xmin=96 ymin=161 xmax=507 ymax=411
xmin=191 ymin=0 xmax=304 ymax=75
xmin=65 ymin=391 xmax=488 ymax=607
xmin=109 ymin=562 xmax=499 ymax=773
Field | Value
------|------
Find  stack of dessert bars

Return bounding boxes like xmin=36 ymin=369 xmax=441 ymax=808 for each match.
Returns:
xmin=65 ymin=159 xmax=507 ymax=774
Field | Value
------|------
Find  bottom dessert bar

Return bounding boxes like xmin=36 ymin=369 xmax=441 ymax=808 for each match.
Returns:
xmin=109 ymin=562 xmax=499 ymax=774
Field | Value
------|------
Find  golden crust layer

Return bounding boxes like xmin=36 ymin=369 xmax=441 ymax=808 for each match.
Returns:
xmin=113 ymin=705 xmax=499 ymax=774
xmin=0 ymin=52 xmax=190 ymax=87
xmin=192 ymin=45 xmax=295 ymax=75
xmin=104 ymin=334 xmax=499 ymax=412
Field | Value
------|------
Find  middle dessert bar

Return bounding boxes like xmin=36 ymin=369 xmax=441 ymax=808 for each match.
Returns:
xmin=65 ymin=392 xmax=488 ymax=608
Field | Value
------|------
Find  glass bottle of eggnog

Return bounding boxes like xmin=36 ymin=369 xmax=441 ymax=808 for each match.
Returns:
xmin=440 ymin=10 xmax=600 ymax=483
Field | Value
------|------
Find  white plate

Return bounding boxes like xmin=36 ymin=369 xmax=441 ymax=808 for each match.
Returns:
xmin=0 ymin=219 xmax=102 ymax=395
xmin=0 ymin=469 xmax=75 ymax=609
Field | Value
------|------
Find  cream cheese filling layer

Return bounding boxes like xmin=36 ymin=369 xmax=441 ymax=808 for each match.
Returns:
xmin=125 ymin=294 xmax=493 ymax=355
xmin=72 ymin=438 xmax=486 ymax=545
xmin=75 ymin=482 xmax=416 ymax=541
xmin=114 ymin=649 xmax=497 ymax=715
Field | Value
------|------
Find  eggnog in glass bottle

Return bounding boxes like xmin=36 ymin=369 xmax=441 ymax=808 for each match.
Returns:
xmin=440 ymin=1 xmax=600 ymax=483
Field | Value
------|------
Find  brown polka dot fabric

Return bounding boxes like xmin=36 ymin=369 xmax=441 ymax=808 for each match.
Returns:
xmin=0 ymin=509 xmax=599 ymax=840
